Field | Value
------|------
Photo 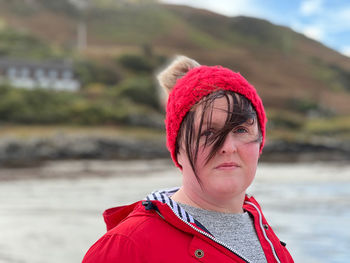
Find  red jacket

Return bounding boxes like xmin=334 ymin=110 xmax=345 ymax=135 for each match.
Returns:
xmin=83 ymin=191 xmax=294 ymax=263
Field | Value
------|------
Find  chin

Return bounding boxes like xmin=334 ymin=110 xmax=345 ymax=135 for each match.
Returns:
xmin=210 ymin=182 xmax=244 ymax=195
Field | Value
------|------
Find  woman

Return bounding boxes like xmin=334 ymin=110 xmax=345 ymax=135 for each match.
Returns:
xmin=82 ymin=56 xmax=294 ymax=263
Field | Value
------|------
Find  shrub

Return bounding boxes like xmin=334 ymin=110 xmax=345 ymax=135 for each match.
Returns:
xmin=74 ymin=60 xmax=121 ymax=87
xmin=117 ymin=76 xmax=159 ymax=109
xmin=305 ymin=116 xmax=350 ymax=136
xmin=0 ymin=28 xmax=57 ymax=59
xmin=267 ymin=109 xmax=305 ymax=130
xmin=0 ymin=82 xmax=161 ymax=126
xmin=118 ymin=54 xmax=154 ymax=72
xmin=287 ymin=98 xmax=320 ymax=113
xmin=0 ymin=86 xmax=76 ymax=123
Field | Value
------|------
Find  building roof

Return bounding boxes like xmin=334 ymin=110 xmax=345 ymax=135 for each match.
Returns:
xmin=0 ymin=58 xmax=75 ymax=71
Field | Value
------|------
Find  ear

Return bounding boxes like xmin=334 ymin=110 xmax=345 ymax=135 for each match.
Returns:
xmin=177 ymin=151 xmax=184 ymax=166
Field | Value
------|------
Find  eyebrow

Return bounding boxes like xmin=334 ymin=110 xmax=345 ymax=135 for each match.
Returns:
xmin=201 ymin=120 xmax=252 ymax=126
xmin=201 ymin=121 xmax=222 ymax=128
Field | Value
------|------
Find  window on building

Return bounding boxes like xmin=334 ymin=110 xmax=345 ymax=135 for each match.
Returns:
xmin=21 ymin=68 xmax=30 ymax=78
xmin=49 ymin=69 xmax=58 ymax=79
xmin=35 ymin=68 xmax=45 ymax=79
xmin=62 ymin=70 xmax=72 ymax=80
xmin=7 ymin=67 xmax=17 ymax=78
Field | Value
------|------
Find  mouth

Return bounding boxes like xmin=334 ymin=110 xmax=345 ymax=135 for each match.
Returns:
xmin=215 ymin=162 xmax=240 ymax=170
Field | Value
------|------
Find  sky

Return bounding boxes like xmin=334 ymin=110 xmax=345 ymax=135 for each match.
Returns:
xmin=160 ymin=0 xmax=350 ymax=57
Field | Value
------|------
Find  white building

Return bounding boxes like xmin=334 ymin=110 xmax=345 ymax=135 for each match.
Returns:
xmin=0 ymin=59 xmax=80 ymax=91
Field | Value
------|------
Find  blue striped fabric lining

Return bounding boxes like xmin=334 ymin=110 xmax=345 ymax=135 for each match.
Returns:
xmin=145 ymin=187 xmax=195 ymax=224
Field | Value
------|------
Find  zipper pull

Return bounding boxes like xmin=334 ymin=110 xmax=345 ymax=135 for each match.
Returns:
xmin=142 ymin=200 xmax=158 ymax=211
xmin=142 ymin=201 xmax=165 ymax=219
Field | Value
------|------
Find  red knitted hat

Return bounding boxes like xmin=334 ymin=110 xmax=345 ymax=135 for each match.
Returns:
xmin=165 ymin=65 xmax=267 ymax=168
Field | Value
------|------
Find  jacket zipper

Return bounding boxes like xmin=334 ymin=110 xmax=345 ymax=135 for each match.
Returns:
xmin=244 ymin=201 xmax=281 ymax=263
xmin=155 ymin=209 xmax=251 ymax=262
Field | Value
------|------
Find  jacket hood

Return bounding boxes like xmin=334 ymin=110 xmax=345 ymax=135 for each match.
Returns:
xmin=102 ymin=187 xmax=191 ymax=231
xmin=103 ymin=201 xmax=140 ymax=231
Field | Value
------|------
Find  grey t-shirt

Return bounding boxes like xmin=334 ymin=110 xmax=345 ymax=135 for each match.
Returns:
xmin=179 ymin=203 xmax=267 ymax=263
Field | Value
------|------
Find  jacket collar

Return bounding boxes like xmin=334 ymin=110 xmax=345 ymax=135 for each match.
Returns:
xmin=103 ymin=188 xmax=262 ymax=232
xmin=145 ymin=188 xmax=262 ymax=218
xmin=145 ymin=187 xmax=195 ymax=224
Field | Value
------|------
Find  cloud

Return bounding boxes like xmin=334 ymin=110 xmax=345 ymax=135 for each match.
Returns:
xmin=300 ymin=8 xmax=350 ymax=46
xmin=291 ymin=22 xmax=325 ymax=42
xmin=337 ymin=8 xmax=350 ymax=28
xmin=302 ymin=25 xmax=324 ymax=41
xmin=300 ymin=0 xmax=323 ymax=16
xmin=296 ymin=2 xmax=350 ymax=50
xmin=340 ymin=46 xmax=350 ymax=57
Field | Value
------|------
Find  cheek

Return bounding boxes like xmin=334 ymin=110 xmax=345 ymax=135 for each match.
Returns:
xmin=242 ymin=144 xmax=260 ymax=171
xmin=194 ymin=146 xmax=212 ymax=170
xmin=248 ymin=144 xmax=260 ymax=160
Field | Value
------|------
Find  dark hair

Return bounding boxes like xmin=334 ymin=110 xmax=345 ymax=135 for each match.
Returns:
xmin=175 ymin=90 xmax=262 ymax=183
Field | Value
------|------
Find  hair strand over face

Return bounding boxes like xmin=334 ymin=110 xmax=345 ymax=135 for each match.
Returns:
xmin=176 ymin=90 xmax=262 ymax=184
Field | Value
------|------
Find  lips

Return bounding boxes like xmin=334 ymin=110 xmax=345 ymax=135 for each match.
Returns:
xmin=215 ymin=162 xmax=240 ymax=170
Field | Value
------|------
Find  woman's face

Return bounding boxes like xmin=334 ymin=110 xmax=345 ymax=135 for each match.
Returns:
xmin=177 ymin=96 xmax=260 ymax=205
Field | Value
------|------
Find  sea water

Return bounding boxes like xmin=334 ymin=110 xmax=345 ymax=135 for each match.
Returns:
xmin=0 ymin=160 xmax=349 ymax=263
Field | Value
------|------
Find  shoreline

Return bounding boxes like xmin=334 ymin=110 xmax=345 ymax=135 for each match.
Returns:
xmin=0 ymin=158 xmax=348 ymax=182
xmin=0 ymin=135 xmax=349 ymax=168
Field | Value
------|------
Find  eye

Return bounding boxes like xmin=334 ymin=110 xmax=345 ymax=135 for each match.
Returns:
xmin=233 ymin=126 xmax=248 ymax=134
xmin=201 ymin=129 xmax=215 ymax=137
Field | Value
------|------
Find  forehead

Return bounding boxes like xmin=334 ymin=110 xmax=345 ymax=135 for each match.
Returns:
xmin=191 ymin=94 xmax=258 ymax=131
xmin=193 ymin=96 xmax=235 ymax=122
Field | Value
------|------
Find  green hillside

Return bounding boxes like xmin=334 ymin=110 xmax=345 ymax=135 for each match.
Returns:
xmin=0 ymin=0 xmax=349 ymax=142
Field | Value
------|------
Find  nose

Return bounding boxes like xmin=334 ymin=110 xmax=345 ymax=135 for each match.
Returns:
xmin=220 ymin=133 xmax=238 ymax=154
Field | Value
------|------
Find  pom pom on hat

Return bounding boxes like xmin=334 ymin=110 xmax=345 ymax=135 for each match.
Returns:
xmin=158 ymin=56 xmax=200 ymax=95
